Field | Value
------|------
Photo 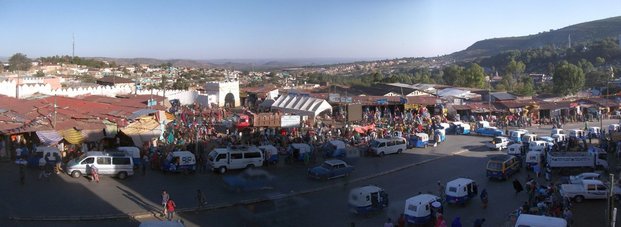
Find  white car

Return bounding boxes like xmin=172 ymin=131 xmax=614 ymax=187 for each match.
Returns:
xmin=486 ymin=136 xmax=509 ymax=150
xmin=569 ymin=172 xmax=602 ymax=184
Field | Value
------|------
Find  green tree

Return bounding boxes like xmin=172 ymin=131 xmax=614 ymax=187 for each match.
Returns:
xmin=172 ymin=78 xmax=190 ymax=90
xmin=34 ymin=71 xmax=45 ymax=77
xmin=595 ymin=57 xmax=606 ymax=66
xmin=553 ymin=62 xmax=585 ymax=96
xmin=516 ymin=76 xmax=535 ymax=96
xmin=442 ymin=65 xmax=463 ymax=86
xmin=458 ymin=63 xmax=486 ymax=88
xmin=505 ymin=59 xmax=526 ymax=77
xmin=577 ymin=59 xmax=594 ymax=74
xmin=9 ymin=53 xmax=32 ymax=71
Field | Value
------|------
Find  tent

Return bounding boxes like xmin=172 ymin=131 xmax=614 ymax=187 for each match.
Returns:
xmin=121 ymin=117 xmax=163 ymax=147
xmin=270 ymin=95 xmax=332 ymax=117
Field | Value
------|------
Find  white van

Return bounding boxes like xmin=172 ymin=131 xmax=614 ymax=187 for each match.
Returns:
xmin=66 ymin=151 xmax=134 ymax=179
xmin=368 ymin=137 xmax=407 ymax=156
xmin=514 ymin=214 xmax=567 ymax=227
xmin=208 ymin=146 xmax=264 ymax=174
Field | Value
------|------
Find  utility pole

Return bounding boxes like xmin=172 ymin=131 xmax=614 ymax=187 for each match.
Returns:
xmin=53 ymin=95 xmax=57 ymax=129
xmin=72 ymin=33 xmax=75 ymax=61
xmin=608 ymin=173 xmax=616 ymax=227
xmin=602 ymin=67 xmax=614 ymax=133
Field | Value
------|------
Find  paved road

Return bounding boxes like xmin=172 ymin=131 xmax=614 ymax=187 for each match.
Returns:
xmin=3 ymin=119 xmax=619 ymax=226
xmin=136 ymin=149 xmax=528 ymax=227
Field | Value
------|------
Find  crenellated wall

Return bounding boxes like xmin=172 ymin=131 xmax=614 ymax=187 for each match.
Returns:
xmin=0 ymin=79 xmax=214 ymax=106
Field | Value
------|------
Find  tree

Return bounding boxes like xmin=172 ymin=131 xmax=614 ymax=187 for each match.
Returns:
xmin=516 ymin=76 xmax=535 ymax=96
xmin=9 ymin=53 xmax=32 ymax=71
xmin=458 ymin=63 xmax=487 ymax=88
xmin=595 ymin=57 xmax=606 ymax=66
xmin=505 ymin=59 xmax=526 ymax=77
xmin=172 ymin=78 xmax=190 ymax=90
xmin=34 ymin=71 xmax=45 ymax=77
xmin=553 ymin=62 xmax=585 ymax=96
xmin=442 ymin=65 xmax=463 ymax=86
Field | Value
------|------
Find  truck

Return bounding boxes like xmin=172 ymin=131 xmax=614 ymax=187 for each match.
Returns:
xmin=546 ymin=147 xmax=608 ymax=170
xmin=560 ymin=179 xmax=621 ymax=202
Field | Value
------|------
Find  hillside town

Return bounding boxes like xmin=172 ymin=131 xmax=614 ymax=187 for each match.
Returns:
xmin=3 ymin=2 xmax=621 ymax=227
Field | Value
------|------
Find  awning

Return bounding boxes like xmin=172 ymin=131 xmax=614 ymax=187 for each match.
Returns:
xmin=121 ymin=118 xmax=162 ymax=147
xmin=103 ymin=120 xmax=118 ymax=138
xmin=36 ymin=130 xmax=63 ymax=146
xmin=61 ymin=128 xmax=85 ymax=144
xmin=81 ymin=129 xmax=105 ymax=142
xmin=128 ymin=109 xmax=159 ymax=120
xmin=271 ymin=95 xmax=332 ymax=117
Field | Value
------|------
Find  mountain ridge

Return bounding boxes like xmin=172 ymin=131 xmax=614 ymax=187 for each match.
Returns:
xmin=450 ymin=16 xmax=621 ymax=61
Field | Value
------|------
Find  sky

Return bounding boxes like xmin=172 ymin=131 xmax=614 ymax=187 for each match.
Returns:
xmin=1 ymin=0 xmax=620 ymax=60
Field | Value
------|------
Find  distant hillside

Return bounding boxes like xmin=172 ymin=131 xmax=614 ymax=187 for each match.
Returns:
xmin=451 ymin=16 xmax=621 ymax=60
xmin=89 ymin=57 xmax=212 ymax=68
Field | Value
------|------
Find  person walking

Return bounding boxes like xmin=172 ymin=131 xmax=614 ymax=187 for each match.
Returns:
xmin=480 ymin=189 xmax=488 ymax=209
xmin=397 ymin=213 xmax=406 ymax=227
xmin=563 ymin=208 xmax=573 ymax=226
xmin=512 ymin=178 xmax=524 ymax=195
xmin=161 ymin=190 xmax=169 ymax=217
xmin=166 ymin=197 xmax=176 ymax=221
xmin=18 ymin=162 xmax=26 ymax=185
xmin=438 ymin=181 xmax=445 ymax=199
xmin=90 ymin=164 xmax=99 ymax=183
xmin=196 ymin=189 xmax=206 ymax=209
xmin=38 ymin=158 xmax=46 ymax=180
xmin=141 ymin=155 xmax=148 ymax=176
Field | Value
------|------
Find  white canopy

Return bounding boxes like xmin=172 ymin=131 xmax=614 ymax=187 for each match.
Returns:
xmin=271 ymin=95 xmax=332 ymax=117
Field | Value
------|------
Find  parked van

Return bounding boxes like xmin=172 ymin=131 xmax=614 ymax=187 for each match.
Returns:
xmin=521 ymin=134 xmax=538 ymax=144
xmin=486 ymin=155 xmax=521 ymax=180
xmin=112 ymin=146 xmax=141 ymax=168
xmin=551 ymin=128 xmax=565 ymax=137
xmin=27 ymin=146 xmax=61 ymax=168
xmin=66 ymin=151 xmax=134 ymax=179
xmin=208 ymin=146 xmax=264 ymax=174
xmin=368 ymin=137 xmax=407 ymax=156
xmin=509 ymin=129 xmax=528 ymax=143
xmin=162 ymin=151 xmax=196 ymax=174
xmin=514 ymin=214 xmax=567 ymax=227
xmin=568 ymin=129 xmax=586 ymax=140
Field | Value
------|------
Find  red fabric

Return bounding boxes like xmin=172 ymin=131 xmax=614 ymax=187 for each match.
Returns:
xmin=166 ymin=200 xmax=176 ymax=212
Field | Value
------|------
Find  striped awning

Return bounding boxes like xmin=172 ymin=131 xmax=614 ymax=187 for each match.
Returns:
xmin=36 ymin=130 xmax=63 ymax=146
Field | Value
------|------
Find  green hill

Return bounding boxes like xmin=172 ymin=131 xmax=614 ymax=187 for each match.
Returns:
xmin=451 ymin=16 xmax=621 ymax=60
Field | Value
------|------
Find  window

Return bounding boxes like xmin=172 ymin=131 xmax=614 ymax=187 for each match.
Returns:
xmin=597 ymin=185 xmax=607 ymax=191
xmin=81 ymin=157 xmax=94 ymax=165
xmin=448 ymin=187 xmax=457 ymax=192
xmin=244 ymin=152 xmax=261 ymax=159
xmin=216 ymin=154 xmax=226 ymax=161
xmin=408 ymin=204 xmax=417 ymax=212
xmin=113 ymin=157 xmax=131 ymax=165
xmin=97 ymin=157 xmax=111 ymax=165
xmin=587 ymin=185 xmax=596 ymax=191
xmin=231 ymin=153 xmax=243 ymax=159
xmin=379 ymin=143 xmax=386 ymax=148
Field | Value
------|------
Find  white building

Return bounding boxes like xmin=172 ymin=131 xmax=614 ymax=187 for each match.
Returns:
xmin=203 ymin=79 xmax=240 ymax=107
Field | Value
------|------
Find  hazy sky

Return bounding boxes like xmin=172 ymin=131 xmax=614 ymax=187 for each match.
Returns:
xmin=1 ymin=0 xmax=620 ymax=60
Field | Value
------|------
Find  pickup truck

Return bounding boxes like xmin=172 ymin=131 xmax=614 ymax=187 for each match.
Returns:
xmin=560 ymin=179 xmax=621 ymax=202
xmin=486 ymin=136 xmax=509 ymax=150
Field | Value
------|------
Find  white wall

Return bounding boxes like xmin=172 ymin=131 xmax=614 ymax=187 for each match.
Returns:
xmin=0 ymin=79 xmax=204 ymax=106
